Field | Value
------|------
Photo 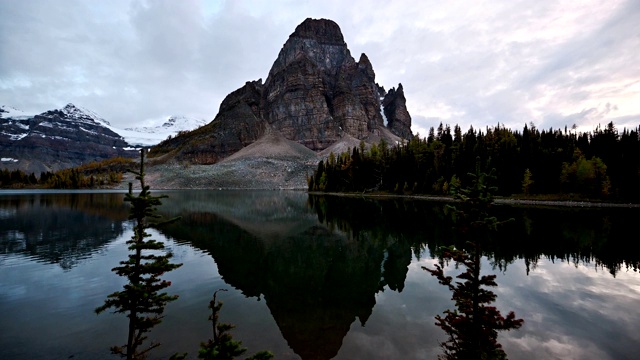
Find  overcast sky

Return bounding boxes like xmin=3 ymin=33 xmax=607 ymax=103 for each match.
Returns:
xmin=1 ymin=0 xmax=639 ymax=136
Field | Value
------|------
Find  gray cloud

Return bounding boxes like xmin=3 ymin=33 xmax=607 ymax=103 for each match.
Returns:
xmin=1 ymin=0 xmax=638 ymax=133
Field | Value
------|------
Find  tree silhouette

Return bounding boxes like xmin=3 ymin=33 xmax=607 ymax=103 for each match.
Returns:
xmin=95 ymin=149 xmax=182 ymax=359
xmin=198 ymin=289 xmax=274 ymax=360
xmin=424 ymin=159 xmax=523 ymax=359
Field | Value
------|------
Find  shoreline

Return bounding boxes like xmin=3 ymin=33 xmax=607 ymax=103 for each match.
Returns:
xmin=308 ymin=191 xmax=640 ymax=208
xmin=3 ymin=186 xmax=639 ymax=208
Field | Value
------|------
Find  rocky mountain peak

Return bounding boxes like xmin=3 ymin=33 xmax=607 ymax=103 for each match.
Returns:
xmin=357 ymin=53 xmax=375 ymax=79
xmin=267 ymin=18 xmax=354 ymax=81
xmin=151 ymin=18 xmax=413 ymax=163
xmin=40 ymin=103 xmax=111 ymax=126
xmin=289 ymin=18 xmax=345 ymax=46
xmin=383 ymin=83 xmax=412 ymax=139
xmin=260 ymin=18 xmax=392 ymax=149
xmin=62 ymin=103 xmax=82 ymax=113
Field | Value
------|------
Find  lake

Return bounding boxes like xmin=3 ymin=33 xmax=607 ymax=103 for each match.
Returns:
xmin=1 ymin=190 xmax=639 ymax=359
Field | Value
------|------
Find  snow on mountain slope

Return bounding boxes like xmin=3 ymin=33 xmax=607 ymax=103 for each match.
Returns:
xmin=1 ymin=103 xmax=137 ymax=173
xmin=58 ymin=103 xmax=112 ymax=126
xmin=2 ymin=104 xmax=207 ymax=147
xmin=126 ymin=115 xmax=206 ymax=133
xmin=115 ymin=115 xmax=207 ymax=146
xmin=0 ymin=105 xmax=39 ymax=120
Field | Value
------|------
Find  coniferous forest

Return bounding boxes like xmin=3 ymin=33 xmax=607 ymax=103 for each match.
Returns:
xmin=308 ymin=122 xmax=640 ymax=202
xmin=0 ymin=157 xmax=132 ymax=189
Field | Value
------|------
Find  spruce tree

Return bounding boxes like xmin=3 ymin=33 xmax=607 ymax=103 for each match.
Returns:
xmin=96 ymin=149 xmax=182 ymax=359
xmin=424 ymin=158 xmax=523 ymax=359
xmin=198 ymin=289 xmax=274 ymax=360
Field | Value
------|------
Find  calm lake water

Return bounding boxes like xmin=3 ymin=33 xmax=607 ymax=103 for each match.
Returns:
xmin=1 ymin=190 xmax=640 ymax=360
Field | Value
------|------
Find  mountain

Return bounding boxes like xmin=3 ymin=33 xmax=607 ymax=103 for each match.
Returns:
xmin=0 ymin=103 xmax=137 ymax=174
xmin=116 ymin=115 xmax=207 ymax=147
xmin=125 ymin=115 xmax=206 ymax=135
xmin=150 ymin=18 xmax=413 ymax=164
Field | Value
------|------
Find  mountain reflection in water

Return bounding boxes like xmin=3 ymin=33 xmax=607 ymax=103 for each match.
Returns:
xmin=157 ymin=191 xmax=422 ymax=360
xmin=1 ymin=190 xmax=640 ymax=359
xmin=0 ymin=192 xmax=129 ymax=269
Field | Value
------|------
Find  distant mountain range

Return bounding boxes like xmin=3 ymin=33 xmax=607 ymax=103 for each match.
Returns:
xmin=0 ymin=103 xmax=206 ymax=173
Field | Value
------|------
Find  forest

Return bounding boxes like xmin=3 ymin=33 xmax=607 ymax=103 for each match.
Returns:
xmin=0 ymin=157 xmax=132 ymax=189
xmin=308 ymin=122 xmax=640 ymax=201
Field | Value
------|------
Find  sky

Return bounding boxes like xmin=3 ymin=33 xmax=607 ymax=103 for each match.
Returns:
xmin=1 ymin=0 xmax=639 ymax=136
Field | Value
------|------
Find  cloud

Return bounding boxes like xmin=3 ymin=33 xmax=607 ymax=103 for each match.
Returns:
xmin=542 ymin=103 xmax=621 ymax=132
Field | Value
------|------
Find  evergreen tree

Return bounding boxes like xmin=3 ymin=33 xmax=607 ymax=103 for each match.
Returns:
xmin=424 ymin=159 xmax=523 ymax=359
xmin=95 ymin=149 xmax=182 ymax=360
xmin=198 ymin=289 xmax=274 ymax=360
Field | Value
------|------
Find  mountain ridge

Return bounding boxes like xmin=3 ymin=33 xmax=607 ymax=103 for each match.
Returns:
xmin=1 ymin=103 xmax=205 ymax=173
xmin=1 ymin=103 xmax=136 ymax=173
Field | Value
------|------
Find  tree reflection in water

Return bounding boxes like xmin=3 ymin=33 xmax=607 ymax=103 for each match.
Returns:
xmin=198 ymin=289 xmax=274 ymax=360
xmin=425 ymin=162 xmax=523 ymax=359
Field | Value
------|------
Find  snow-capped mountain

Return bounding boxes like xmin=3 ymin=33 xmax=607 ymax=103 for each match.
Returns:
xmin=55 ymin=103 xmax=113 ymax=127
xmin=1 ymin=103 xmax=137 ymax=173
xmin=1 ymin=103 xmax=209 ymax=173
xmin=116 ymin=115 xmax=207 ymax=147
xmin=126 ymin=115 xmax=206 ymax=133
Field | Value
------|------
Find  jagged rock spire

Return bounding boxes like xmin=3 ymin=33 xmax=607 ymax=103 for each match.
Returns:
xmin=383 ymin=83 xmax=413 ymax=139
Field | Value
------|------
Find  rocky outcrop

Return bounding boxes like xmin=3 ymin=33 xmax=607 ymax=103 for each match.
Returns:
xmin=383 ymin=84 xmax=413 ymax=139
xmin=151 ymin=18 xmax=412 ymax=163
xmin=262 ymin=18 xmax=385 ymax=149
xmin=0 ymin=104 xmax=137 ymax=173
xmin=354 ymin=53 xmax=385 ymax=132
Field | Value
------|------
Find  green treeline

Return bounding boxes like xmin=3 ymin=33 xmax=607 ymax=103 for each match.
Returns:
xmin=0 ymin=157 xmax=133 ymax=189
xmin=308 ymin=122 xmax=640 ymax=201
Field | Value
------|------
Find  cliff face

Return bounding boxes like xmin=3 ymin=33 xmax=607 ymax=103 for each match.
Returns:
xmin=263 ymin=18 xmax=385 ymax=150
xmin=152 ymin=18 xmax=411 ymax=163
